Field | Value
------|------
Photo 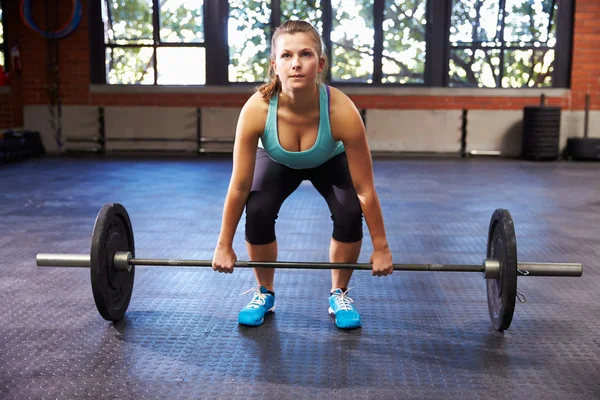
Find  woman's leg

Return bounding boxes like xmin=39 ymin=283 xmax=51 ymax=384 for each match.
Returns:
xmin=309 ymin=152 xmax=364 ymax=291
xmin=245 ymin=149 xmax=303 ymax=291
xmin=310 ymin=153 xmax=363 ymax=329
xmin=247 ymin=241 xmax=277 ymax=292
xmin=330 ymin=238 xmax=362 ymax=291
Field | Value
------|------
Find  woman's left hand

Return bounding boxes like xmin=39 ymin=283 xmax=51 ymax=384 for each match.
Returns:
xmin=370 ymin=248 xmax=393 ymax=277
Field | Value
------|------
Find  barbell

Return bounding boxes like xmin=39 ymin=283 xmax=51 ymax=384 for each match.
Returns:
xmin=36 ymin=203 xmax=583 ymax=331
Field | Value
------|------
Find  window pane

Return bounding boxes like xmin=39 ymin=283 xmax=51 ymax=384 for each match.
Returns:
xmin=383 ymin=0 xmax=426 ymax=84
xmin=502 ymin=49 xmax=554 ymax=88
xmin=280 ymin=1 xmax=323 ymax=33
xmin=160 ymin=0 xmax=204 ymax=43
xmin=0 ymin=4 xmax=3 ymax=46
xmin=503 ymin=0 xmax=557 ymax=46
xmin=450 ymin=0 xmax=501 ymax=44
xmin=0 ymin=4 xmax=3 ymax=67
xmin=102 ymin=0 xmax=154 ymax=44
xmin=449 ymin=48 xmax=501 ymax=87
xmin=106 ymin=47 xmax=155 ymax=84
xmin=228 ymin=0 xmax=271 ymax=83
xmin=331 ymin=0 xmax=373 ymax=83
xmin=157 ymin=47 xmax=205 ymax=84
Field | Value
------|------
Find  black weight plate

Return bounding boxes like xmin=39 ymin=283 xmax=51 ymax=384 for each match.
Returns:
xmin=90 ymin=203 xmax=135 ymax=321
xmin=486 ymin=209 xmax=517 ymax=331
xmin=566 ymin=138 xmax=600 ymax=161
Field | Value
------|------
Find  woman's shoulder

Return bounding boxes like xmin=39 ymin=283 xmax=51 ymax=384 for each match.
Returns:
xmin=245 ymin=91 xmax=270 ymax=109
xmin=326 ymin=85 xmax=364 ymax=140
xmin=240 ymin=91 xmax=270 ymax=119
xmin=326 ymin=85 xmax=358 ymax=119
xmin=326 ymin=85 xmax=354 ymax=111
xmin=237 ymin=91 xmax=269 ymax=136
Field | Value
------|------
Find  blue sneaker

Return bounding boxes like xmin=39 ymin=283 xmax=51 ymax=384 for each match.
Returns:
xmin=238 ymin=286 xmax=275 ymax=327
xmin=328 ymin=288 xmax=361 ymax=329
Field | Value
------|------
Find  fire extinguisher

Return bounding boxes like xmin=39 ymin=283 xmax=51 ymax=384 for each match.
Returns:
xmin=11 ymin=45 xmax=22 ymax=72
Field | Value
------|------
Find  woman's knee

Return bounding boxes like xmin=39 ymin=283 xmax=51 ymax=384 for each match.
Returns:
xmin=245 ymin=193 xmax=280 ymax=244
xmin=331 ymin=202 xmax=363 ymax=242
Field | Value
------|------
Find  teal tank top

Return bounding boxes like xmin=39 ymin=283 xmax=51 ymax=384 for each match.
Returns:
xmin=258 ymin=84 xmax=345 ymax=169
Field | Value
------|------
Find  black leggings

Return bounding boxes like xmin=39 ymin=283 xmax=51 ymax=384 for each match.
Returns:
xmin=245 ymin=149 xmax=363 ymax=245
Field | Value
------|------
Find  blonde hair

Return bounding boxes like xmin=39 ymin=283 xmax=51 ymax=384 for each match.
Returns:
xmin=257 ymin=20 xmax=329 ymax=101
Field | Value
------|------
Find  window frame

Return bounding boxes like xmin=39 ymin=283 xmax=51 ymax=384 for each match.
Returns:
xmin=90 ymin=0 xmax=574 ymax=88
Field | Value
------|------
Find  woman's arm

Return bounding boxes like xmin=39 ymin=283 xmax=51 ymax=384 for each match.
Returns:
xmin=330 ymin=88 xmax=393 ymax=275
xmin=213 ymin=94 xmax=265 ymax=272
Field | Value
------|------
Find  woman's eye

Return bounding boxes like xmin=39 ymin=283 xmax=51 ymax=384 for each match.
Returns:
xmin=282 ymin=54 xmax=291 ymax=58
xmin=302 ymin=52 xmax=311 ymax=57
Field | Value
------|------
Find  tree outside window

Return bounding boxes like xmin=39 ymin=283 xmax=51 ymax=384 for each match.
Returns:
xmin=98 ymin=0 xmax=566 ymax=88
xmin=449 ymin=0 xmax=558 ymax=88
xmin=228 ymin=0 xmax=427 ymax=84
xmin=102 ymin=0 xmax=205 ymax=85
xmin=0 ymin=3 xmax=4 ymax=69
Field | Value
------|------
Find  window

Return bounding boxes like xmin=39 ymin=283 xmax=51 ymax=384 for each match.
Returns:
xmin=0 ymin=2 xmax=4 ymax=68
xmin=449 ymin=0 xmax=559 ymax=88
xmin=228 ymin=0 xmax=324 ymax=84
xmin=281 ymin=1 xmax=323 ymax=30
xmin=101 ymin=0 xmax=205 ymax=85
xmin=331 ymin=0 xmax=375 ymax=83
xmin=382 ymin=0 xmax=427 ymax=84
xmin=92 ymin=0 xmax=572 ymax=88
xmin=228 ymin=0 xmax=271 ymax=83
xmin=227 ymin=0 xmax=428 ymax=85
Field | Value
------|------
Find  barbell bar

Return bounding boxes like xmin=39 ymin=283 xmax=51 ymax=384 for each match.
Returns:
xmin=35 ymin=203 xmax=583 ymax=331
xmin=36 ymin=252 xmax=582 ymax=278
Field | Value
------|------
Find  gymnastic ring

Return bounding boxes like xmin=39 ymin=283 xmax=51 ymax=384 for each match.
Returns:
xmin=20 ymin=0 xmax=83 ymax=39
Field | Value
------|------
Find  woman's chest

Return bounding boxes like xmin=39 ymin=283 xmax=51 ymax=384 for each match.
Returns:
xmin=276 ymin=109 xmax=321 ymax=152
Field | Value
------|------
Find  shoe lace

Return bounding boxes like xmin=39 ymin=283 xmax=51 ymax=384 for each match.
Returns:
xmin=241 ymin=286 xmax=267 ymax=309
xmin=332 ymin=287 xmax=355 ymax=311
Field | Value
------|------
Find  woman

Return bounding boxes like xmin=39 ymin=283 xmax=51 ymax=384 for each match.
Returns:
xmin=212 ymin=20 xmax=393 ymax=329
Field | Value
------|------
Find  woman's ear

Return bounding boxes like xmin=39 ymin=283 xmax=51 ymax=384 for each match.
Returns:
xmin=318 ymin=57 xmax=325 ymax=73
xmin=271 ymin=59 xmax=278 ymax=75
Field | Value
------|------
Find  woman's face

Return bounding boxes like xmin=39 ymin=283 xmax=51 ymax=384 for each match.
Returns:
xmin=272 ymin=32 xmax=324 ymax=90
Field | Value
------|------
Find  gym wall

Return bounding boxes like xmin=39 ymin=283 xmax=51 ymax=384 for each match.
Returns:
xmin=1 ymin=0 xmax=599 ymax=155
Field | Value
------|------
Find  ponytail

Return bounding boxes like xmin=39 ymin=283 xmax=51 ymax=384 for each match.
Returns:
xmin=257 ymin=66 xmax=281 ymax=101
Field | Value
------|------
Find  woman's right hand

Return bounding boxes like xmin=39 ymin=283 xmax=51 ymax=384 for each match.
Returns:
xmin=212 ymin=245 xmax=237 ymax=273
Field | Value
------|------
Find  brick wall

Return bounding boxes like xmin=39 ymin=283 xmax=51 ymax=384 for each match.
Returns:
xmin=570 ymin=0 xmax=600 ymax=110
xmin=0 ymin=0 xmax=598 ymax=129
xmin=0 ymin=92 xmax=11 ymax=127
xmin=1 ymin=0 xmax=23 ymax=128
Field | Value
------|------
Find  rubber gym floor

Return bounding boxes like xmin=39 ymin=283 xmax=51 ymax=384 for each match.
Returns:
xmin=1 ymin=154 xmax=599 ymax=400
